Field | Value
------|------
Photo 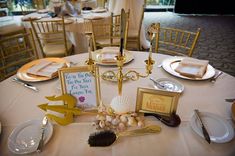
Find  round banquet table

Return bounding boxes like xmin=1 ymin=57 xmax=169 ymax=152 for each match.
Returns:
xmin=0 ymin=52 xmax=235 ymax=156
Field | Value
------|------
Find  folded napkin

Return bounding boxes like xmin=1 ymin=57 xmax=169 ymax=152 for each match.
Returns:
xmin=84 ymin=14 xmax=104 ymax=20
xmin=27 ymin=60 xmax=65 ymax=78
xmin=91 ymin=8 xmax=107 ymax=13
xmin=100 ymin=47 xmax=120 ymax=63
xmin=21 ymin=16 xmax=42 ymax=21
xmin=175 ymin=58 xmax=209 ymax=78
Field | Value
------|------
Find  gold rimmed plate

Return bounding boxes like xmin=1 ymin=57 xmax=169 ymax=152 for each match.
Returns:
xmin=162 ymin=57 xmax=215 ymax=80
xmin=17 ymin=58 xmax=69 ymax=82
xmin=92 ymin=49 xmax=134 ymax=66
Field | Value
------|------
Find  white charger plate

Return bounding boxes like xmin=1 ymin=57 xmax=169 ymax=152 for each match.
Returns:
xmin=190 ymin=112 xmax=234 ymax=143
xmin=8 ymin=119 xmax=53 ymax=154
xmin=162 ymin=57 xmax=215 ymax=80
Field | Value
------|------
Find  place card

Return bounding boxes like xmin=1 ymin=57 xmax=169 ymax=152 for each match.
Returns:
xmin=136 ymin=87 xmax=180 ymax=117
xmin=58 ymin=66 xmax=101 ymax=109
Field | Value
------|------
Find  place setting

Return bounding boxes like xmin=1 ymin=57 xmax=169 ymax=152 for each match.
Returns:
xmin=7 ymin=117 xmax=53 ymax=154
xmin=92 ymin=46 xmax=134 ymax=66
xmin=190 ymin=109 xmax=234 ymax=144
xmin=161 ymin=57 xmax=216 ymax=81
xmin=16 ymin=58 xmax=70 ymax=82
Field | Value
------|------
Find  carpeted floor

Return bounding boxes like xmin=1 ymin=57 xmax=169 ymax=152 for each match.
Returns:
xmin=143 ymin=12 xmax=235 ymax=76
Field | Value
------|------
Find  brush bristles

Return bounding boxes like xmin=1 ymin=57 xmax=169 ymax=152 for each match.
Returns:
xmin=88 ymin=130 xmax=117 ymax=147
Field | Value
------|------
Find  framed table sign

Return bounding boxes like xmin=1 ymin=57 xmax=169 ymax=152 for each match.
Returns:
xmin=136 ymin=87 xmax=180 ymax=117
xmin=58 ymin=66 xmax=101 ymax=109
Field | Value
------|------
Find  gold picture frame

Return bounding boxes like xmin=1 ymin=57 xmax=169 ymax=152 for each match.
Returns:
xmin=136 ymin=87 xmax=180 ymax=117
xmin=58 ymin=65 xmax=101 ymax=109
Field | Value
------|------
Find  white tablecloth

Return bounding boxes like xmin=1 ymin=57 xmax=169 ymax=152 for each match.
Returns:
xmin=0 ymin=52 xmax=235 ymax=155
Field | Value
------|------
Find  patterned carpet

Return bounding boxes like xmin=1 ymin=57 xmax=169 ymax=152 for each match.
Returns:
xmin=143 ymin=12 xmax=235 ymax=76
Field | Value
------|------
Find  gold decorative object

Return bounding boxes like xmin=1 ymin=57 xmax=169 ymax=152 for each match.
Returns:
xmin=102 ymin=10 xmax=156 ymax=97
xmin=85 ymin=32 xmax=96 ymax=75
xmin=136 ymin=87 xmax=180 ymax=117
xmin=81 ymin=9 xmax=156 ymax=114
xmin=38 ymin=94 xmax=82 ymax=126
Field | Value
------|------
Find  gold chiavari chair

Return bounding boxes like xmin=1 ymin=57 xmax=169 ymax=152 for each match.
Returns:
xmin=148 ymin=23 xmax=201 ymax=57
xmin=127 ymin=3 xmax=146 ymax=51
xmin=89 ymin=10 xmax=130 ymax=50
xmin=30 ymin=16 xmax=74 ymax=57
xmin=0 ymin=30 xmax=38 ymax=81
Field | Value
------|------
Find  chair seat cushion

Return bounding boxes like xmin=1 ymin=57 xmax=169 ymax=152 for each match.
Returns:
xmin=43 ymin=42 xmax=73 ymax=57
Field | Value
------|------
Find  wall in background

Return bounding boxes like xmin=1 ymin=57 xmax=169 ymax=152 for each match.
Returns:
xmin=175 ymin=0 xmax=235 ymax=14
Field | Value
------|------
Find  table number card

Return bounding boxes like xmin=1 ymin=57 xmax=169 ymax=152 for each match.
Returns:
xmin=59 ymin=66 xmax=101 ymax=109
xmin=136 ymin=88 xmax=180 ymax=117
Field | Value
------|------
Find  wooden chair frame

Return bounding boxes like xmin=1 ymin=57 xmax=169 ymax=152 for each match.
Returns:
xmin=148 ymin=23 xmax=201 ymax=57
xmin=30 ymin=16 xmax=73 ymax=57
xmin=0 ymin=30 xmax=37 ymax=81
xmin=89 ymin=10 xmax=130 ymax=50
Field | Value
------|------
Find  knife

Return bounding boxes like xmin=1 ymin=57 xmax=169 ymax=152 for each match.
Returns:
xmin=225 ymin=98 xmax=235 ymax=102
xmin=12 ymin=77 xmax=39 ymax=92
xmin=194 ymin=109 xmax=211 ymax=144
xmin=210 ymin=71 xmax=223 ymax=82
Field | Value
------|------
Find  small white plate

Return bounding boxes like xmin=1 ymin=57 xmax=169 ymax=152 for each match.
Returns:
xmin=152 ymin=78 xmax=184 ymax=92
xmin=162 ymin=57 xmax=215 ymax=80
xmin=8 ymin=119 xmax=53 ymax=154
xmin=190 ymin=112 xmax=234 ymax=143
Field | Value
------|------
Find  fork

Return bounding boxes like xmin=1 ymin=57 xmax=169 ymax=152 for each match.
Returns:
xmin=210 ymin=71 xmax=223 ymax=82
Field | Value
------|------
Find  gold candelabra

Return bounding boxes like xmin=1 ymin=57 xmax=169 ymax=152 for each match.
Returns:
xmin=85 ymin=32 xmax=96 ymax=75
xmin=85 ymin=33 xmax=156 ymax=96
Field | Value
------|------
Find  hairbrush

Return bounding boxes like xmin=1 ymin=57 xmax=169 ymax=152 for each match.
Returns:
xmin=144 ymin=113 xmax=181 ymax=127
xmin=88 ymin=125 xmax=161 ymax=147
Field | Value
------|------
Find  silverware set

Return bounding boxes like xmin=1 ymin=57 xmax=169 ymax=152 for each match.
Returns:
xmin=210 ymin=71 xmax=223 ymax=82
xmin=194 ymin=109 xmax=211 ymax=144
xmin=12 ymin=77 xmax=39 ymax=92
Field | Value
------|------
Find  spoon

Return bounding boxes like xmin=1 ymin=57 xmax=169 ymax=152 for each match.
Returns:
xmin=144 ymin=113 xmax=181 ymax=127
xmin=149 ymin=77 xmax=166 ymax=89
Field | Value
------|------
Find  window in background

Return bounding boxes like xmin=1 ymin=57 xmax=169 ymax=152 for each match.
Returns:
xmin=5 ymin=0 xmax=50 ymax=15
xmin=146 ymin=0 xmax=175 ymax=12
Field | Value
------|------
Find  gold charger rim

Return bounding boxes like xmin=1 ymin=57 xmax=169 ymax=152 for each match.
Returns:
xmin=17 ymin=57 xmax=69 ymax=82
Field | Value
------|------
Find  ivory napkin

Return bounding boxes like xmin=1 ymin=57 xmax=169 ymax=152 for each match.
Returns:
xmin=100 ymin=47 xmax=120 ymax=63
xmin=175 ymin=58 xmax=209 ymax=78
xmin=84 ymin=14 xmax=104 ymax=20
xmin=27 ymin=60 xmax=65 ymax=78
xmin=91 ymin=8 xmax=107 ymax=13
